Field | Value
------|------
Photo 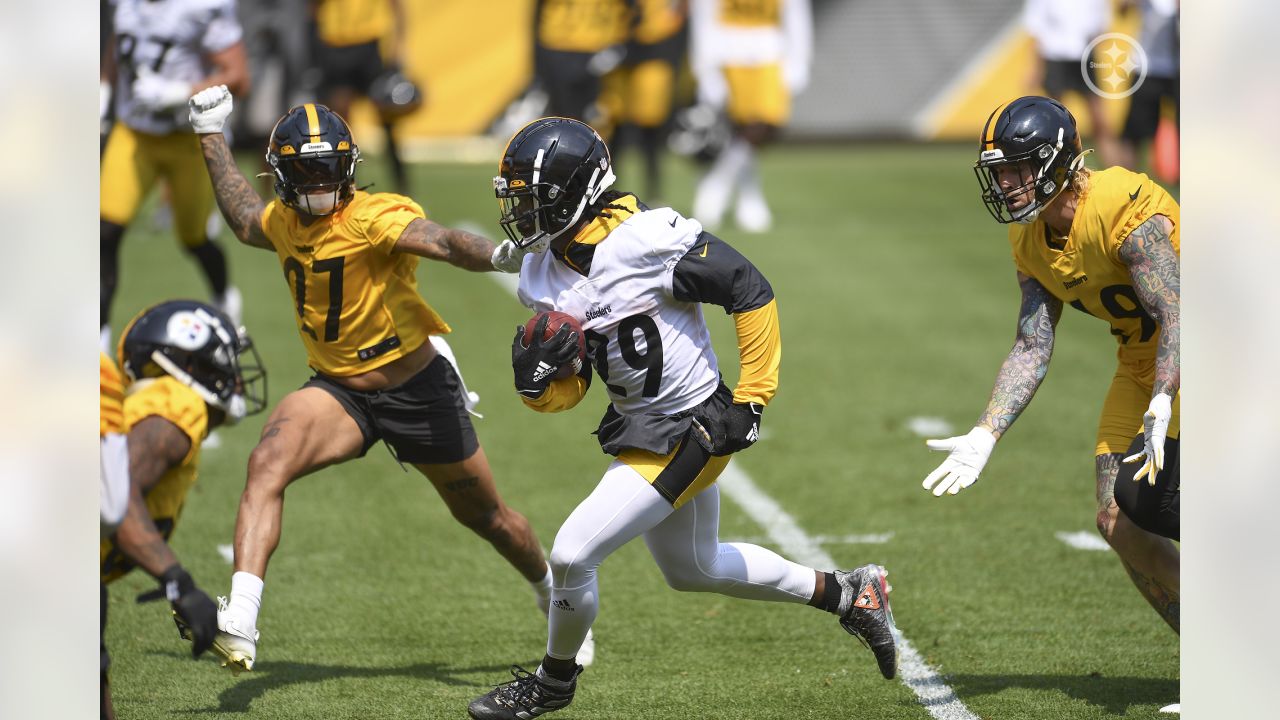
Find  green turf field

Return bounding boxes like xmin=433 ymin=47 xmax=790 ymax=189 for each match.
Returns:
xmin=104 ymin=143 xmax=1178 ymax=719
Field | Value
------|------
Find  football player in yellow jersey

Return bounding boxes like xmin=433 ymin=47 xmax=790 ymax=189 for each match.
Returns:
xmin=309 ymin=0 xmax=418 ymax=194
xmin=100 ymin=300 xmax=267 ymax=720
xmin=611 ymin=0 xmax=687 ymax=200
xmin=187 ymin=86 xmax=556 ymax=675
xmin=921 ymin=97 xmax=1180 ymax=631
xmin=533 ymin=0 xmax=635 ymax=133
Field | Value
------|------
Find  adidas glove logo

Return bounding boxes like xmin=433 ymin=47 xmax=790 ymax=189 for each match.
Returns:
xmin=746 ymin=424 xmax=759 ymax=443
xmin=531 ymin=361 xmax=556 ymax=383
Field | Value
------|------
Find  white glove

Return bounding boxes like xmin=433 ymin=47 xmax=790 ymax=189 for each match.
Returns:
xmin=490 ymin=239 xmax=528 ymax=273
xmin=923 ymin=427 xmax=997 ymax=497
xmin=132 ymin=67 xmax=192 ymax=111
xmin=188 ymin=85 xmax=233 ymax=134
xmin=1123 ymin=392 xmax=1173 ymax=485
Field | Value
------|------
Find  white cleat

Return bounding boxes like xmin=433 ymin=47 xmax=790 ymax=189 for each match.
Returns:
xmin=212 ymin=596 xmax=258 ymax=676
xmin=735 ymin=194 xmax=773 ymax=234
xmin=1159 ymin=703 xmax=1180 ymax=714
xmin=578 ymin=628 xmax=595 ymax=667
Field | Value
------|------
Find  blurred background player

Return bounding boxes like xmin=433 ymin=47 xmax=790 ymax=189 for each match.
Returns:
xmin=100 ymin=299 xmax=267 ymax=720
xmin=1115 ymin=0 xmax=1179 ymax=180
xmin=610 ymin=0 xmax=688 ymax=202
xmin=532 ymin=0 xmax=634 ymax=136
xmin=100 ymin=0 xmax=251 ymax=352
xmin=689 ymin=0 xmax=811 ymax=233
xmin=188 ymin=87 xmax=555 ymax=674
xmin=310 ymin=0 xmax=420 ymax=195
xmin=1022 ymin=0 xmax=1118 ymax=166
xmin=468 ymin=118 xmax=897 ymax=720
xmin=922 ymin=96 xmax=1180 ymax=632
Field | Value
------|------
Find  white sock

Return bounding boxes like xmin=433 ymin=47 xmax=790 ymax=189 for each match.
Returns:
xmin=531 ymin=567 xmax=553 ymax=615
xmin=228 ymin=571 xmax=264 ymax=628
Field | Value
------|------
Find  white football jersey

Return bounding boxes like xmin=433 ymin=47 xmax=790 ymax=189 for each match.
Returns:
xmin=518 ymin=207 xmax=721 ymax=416
xmin=110 ymin=0 xmax=243 ymax=135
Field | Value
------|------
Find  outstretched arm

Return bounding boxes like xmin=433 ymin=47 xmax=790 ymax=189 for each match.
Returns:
xmin=113 ymin=417 xmax=191 ymax=578
xmin=977 ymin=272 xmax=1063 ymax=438
xmin=1118 ymin=214 xmax=1179 ymax=398
xmin=922 ymin=271 xmax=1061 ymax=496
xmin=394 ymin=218 xmax=501 ymax=272
xmin=190 ymin=87 xmax=272 ymax=250
xmin=198 ymin=133 xmax=271 ymax=250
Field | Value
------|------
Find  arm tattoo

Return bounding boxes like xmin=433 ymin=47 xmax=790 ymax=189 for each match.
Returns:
xmin=116 ymin=417 xmax=192 ymax=578
xmin=978 ymin=273 xmax=1062 ymax=438
xmin=127 ymin=416 xmax=192 ymax=493
xmin=394 ymin=218 xmax=498 ymax=272
xmin=199 ymin=133 xmax=272 ymax=250
xmin=1118 ymin=214 xmax=1179 ymax=398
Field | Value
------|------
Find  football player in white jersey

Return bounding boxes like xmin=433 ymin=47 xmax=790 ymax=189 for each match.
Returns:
xmin=689 ymin=0 xmax=811 ymax=233
xmin=100 ymin=0 xmax=250 ymax=349
xmin=467 ymin=117 xmax=898 ymax=720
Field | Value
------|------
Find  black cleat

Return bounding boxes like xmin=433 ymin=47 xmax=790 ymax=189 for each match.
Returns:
xmin=468 ymin=664 xmax=582 ymax=720
xmin=835 ymin=564 xmax=900 ymax=679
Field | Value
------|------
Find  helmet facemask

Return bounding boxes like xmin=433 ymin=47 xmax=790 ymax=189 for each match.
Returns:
xmin=494 ymin=151 xmax=616 ymax=250
xmin=268 ymin=147 xmax=360 ymax=217
xmin=975 ymin=127 xmax=1081 ymax=225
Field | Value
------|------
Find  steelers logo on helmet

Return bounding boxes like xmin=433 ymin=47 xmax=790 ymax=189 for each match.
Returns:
xmin=120 ymin=300 xmax=269 ymax=425
xmin=494 ymin=117 xmax=617 ymax=249
xmin=266 ymin=103 xmax=361 ymax=217
xmin=973 ymin=96 xmax=1090 ymax=225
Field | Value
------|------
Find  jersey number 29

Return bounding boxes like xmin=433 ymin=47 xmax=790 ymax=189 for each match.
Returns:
xmin=584 ymin=314 xmax=664 ymax=398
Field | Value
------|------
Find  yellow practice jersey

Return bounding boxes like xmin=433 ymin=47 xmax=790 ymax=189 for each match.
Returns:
xmin=538 ymin=0 xmax=633 ymax=53
xmin=100 ymin=378 xmax=208 ymax=583
xmin=1009 ymin=166 xmax=1180 ymax=377
xmin=314 ymin=0 xmax=392 ymax=47
xmin=720 ymin=0 xmax=781 ymax=27
xmin=100 ymin=352 xmax=125 ymax=437
xmin=260 ymin=191 xmax=451 ymax=376
xmin=635 ymin=0 xmax=685 ymax=44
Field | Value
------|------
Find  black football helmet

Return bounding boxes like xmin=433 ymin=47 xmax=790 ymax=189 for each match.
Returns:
xmin=118 ymin=300 xmax=267 ymax=425
xmin=974 ymin=96 xmax=1087 ymax=224
xmin=494 ymin=117 xmax=617 ymax=249
xmin=370 ymin=67 xmax=424 ymax=119
xmin=265 ymin=103 xmax=360 ymax=216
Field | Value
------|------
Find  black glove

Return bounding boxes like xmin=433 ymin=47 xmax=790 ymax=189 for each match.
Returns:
xmin=512 ymin=315 xmax=581 ymax=399
xmin=693 ymin=402 xmax=763 ymax=456
xmin=160 ymin=565 xmax=218 ymax=658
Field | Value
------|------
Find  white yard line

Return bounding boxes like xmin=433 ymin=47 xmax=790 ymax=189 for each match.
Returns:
xmin=731 ymin=532 xmax=895 ymax=546
xmin=486 ymin=269 xmax=978 ymax=719
xmin=717 ymin=463 xmax=979 ymax=720
xmin=1054 ymin=530 xmax=1111 ymax=552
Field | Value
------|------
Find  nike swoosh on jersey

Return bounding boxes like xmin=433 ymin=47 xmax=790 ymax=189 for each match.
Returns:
xmin=699 ymin=242 xmax=709 ymax=257
xmin=1129 ymin=187 xmax=1141 ymax=201
xmin=669 ymin=216 xmax=678 ymax=227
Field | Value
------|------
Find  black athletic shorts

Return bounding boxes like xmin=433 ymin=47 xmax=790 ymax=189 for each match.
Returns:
xmin=535 ymin=47 xmax=599 ymax=119
xmin=1114 ymin=434 xmax=1180 ymax=541
xmin=1121 ymin=75 xmax=1179 ymax=142
xmin=317 ymin=39 xmax=385 ymax=95
xmin=1043 ymin=58 xmax=1095 ymax=97
xmin=304 ymin=354 xmax=479 ymax=465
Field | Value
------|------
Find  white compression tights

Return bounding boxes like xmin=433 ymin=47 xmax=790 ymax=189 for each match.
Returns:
xmin=546 ymin=460 xmax=817 ymax=660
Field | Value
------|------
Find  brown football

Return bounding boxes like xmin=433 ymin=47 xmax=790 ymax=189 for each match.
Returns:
xmin=522 ymin=311 xmax=586 ymax=379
